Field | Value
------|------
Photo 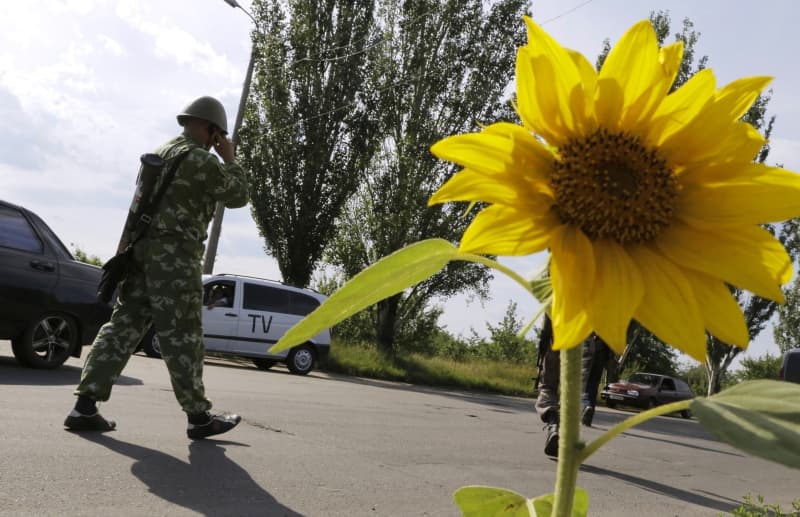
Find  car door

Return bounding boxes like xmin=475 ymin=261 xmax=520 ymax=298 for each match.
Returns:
xmin=229 ymin=282 xmax=291 ymax=358
xmin=658 ymin=377 xmax=678 ymax=404
xmin=201 ymin=280 xmax=238 ymax=353
xmin=0 ymin=204 xmax=58 ymax=333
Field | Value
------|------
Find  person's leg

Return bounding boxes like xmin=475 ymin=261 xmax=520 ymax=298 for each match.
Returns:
xmin=146 ymin=246 xmax=239 ymax=439
xmin=535 ymin=338 xmax=560 ymax=456
xmin=581 ymin=334 xmax=610 ymax=426
xmin=66 ymin=271 xmax=151 ymax=431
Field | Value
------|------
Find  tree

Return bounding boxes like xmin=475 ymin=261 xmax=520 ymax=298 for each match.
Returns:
xmin=325 ymin=0 xmax=528 ymax=354
xmin=774 ymin=275 xmax=800 ymax=353
xmin=736 ymin=353 xmax=782 ymax=382
xmin=238 ymin=0 xmax=377 ymax=287
xmin=71 ymin=245 xmax=103 ymax=267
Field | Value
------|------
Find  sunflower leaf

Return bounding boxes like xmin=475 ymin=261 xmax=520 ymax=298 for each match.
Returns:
xmin=453 ymin=486 xmax=532 ymax=516
xmin=531 ymin=489 xmax=589 ymax=517
xmin=691 ymin=380 xmax=800 ymax=470
xmin=268 ymin=239 xmax=458 ymax=354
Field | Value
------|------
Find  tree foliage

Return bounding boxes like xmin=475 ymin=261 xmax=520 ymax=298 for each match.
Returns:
xmin=325 ymin=0 xmax=528 ymax=354
xmin=239 ymin=0 xmax=377 ymax=287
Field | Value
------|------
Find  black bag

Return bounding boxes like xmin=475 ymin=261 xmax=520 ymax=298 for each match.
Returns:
xmin=96 ymin=150 xmax=190 ymax=303
xmin=97 ymin=247 xmax=133 ymax=304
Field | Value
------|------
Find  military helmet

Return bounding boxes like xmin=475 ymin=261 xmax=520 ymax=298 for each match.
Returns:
xmin=176 ymin=96 xmax=228 ymax=134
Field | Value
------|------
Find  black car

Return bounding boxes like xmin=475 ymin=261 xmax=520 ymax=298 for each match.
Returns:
xmin=0 ymin=200 xmax=112 ymax=368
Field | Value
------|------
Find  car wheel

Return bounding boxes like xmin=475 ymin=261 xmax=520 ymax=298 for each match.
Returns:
xmin=606 ymin=400 xmax=616 ymax=409
xmin=252 ymin=358 xmax=276 ymax=370
xmin=647 ymin=398 xmax=658 ymax=409
xmin=12 ymin=314 xmax=77 ymax=369
xmin=287 ymin=345 xmax=316 ymax=375
xmin=140 ymin=328 xmax=162 ymax=359
xmin=680 ymin=409 xmax=692 ymax=419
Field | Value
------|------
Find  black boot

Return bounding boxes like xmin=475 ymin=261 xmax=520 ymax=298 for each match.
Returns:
xmin=543 ymin=412 xmax=559 ymax=457
xmin=187 ymin=412 xmax=242 ymax=440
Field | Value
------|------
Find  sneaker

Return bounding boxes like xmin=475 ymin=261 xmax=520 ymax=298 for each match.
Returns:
xmin=543 ymin=422 xmax=559 ymax=457
xmin=187 ymin=413 xmax=242 ymax=440
xmin=64 ymin=409 xmax=116 ymax=432
xmin=581 ymin=405 xmax=595 ymax=427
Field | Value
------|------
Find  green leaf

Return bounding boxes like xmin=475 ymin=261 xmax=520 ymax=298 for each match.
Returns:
xmin=691 ymin=380 xmax=800 ymax=470
xmin=269 ymin=239 xmax=458 ymax=354
xmin=532 ymin=488 xmax=589 ymax=517
xmin=453 ymin=486 xmax=532 ymax=516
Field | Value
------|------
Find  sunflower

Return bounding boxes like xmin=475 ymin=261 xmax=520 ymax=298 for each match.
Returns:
xmin=429 ymin=17 xmax=800 ymax=361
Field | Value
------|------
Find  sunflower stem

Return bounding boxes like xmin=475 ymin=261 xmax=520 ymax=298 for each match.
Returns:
xmin=578 ymin=399 xmax=692 ymax=463
xmin=552 ymin=345 xmax=582 ymax=516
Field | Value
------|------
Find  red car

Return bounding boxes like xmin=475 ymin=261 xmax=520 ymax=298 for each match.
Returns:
xmin=601 ymin=372 xmax=694 ymax=419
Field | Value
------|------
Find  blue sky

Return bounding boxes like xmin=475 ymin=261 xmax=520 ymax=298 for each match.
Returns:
xmin=1 ymin=0 xmax=798 ymax=367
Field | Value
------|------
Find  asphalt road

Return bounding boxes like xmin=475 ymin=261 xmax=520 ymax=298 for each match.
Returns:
xmin=1 ymin=341 xmax=798 ymax=517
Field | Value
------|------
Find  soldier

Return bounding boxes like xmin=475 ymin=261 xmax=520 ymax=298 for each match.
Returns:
xmin=535 ymin=314 xmax=611 ymax=456
xmin=64 ymin=96 xmax=249 ymax=440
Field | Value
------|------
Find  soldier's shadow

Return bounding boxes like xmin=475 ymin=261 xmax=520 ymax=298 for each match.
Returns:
xmin=79 ymin=434 xmax=302 ymax=517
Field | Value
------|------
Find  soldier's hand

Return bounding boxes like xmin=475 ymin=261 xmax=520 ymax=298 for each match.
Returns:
xmin=213 ymin=133 xmax=235 ymax=164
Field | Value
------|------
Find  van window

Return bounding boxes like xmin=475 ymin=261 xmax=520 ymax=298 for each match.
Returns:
xmin=291 ymin=292 xmax=320 ymax=316
xmin=243 ymin=283 xmax=291 ymax=313
xmin=661 ymin=378 xmax=676 ymax=391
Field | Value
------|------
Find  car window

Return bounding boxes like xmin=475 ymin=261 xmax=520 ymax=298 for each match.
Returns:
xmin=661 ymin=378 xmax=676 ymax=391
xmin=628 ymin=373 xmax=658 ymax=386
xmin=243 ymin=283 xmax=291 ymax=313
xmin=26 ymin=211 xmax=73 ymax=259
xmin=0 ymin=205 xmax=43 ymax=253
xmin=675 ymin=379 xmax=692 ymax=393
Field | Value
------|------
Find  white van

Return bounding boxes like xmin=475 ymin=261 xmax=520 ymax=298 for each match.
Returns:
xmin=137 ymin=274 xmax=330 ymax=375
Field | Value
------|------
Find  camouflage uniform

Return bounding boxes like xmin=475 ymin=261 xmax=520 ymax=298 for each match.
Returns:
xmin=75 ymin=133 xmax=248 ymax=415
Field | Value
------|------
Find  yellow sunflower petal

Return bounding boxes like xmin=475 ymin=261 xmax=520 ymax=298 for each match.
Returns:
xmin=550 ymin=225 xmax=595 ymax=350
xmin=645 ymin=68 xmax=716 ymax=146
xmin=429 ymin=167 xmax=553 ymax=211
xmin=628 ymin=245 xmax=707 ymax=362
xmin=681 ymin=268 xmax=750 ymax=349
xmin=678 ymin=165 xmax=800 ymax=225
xmin=565 ymin=48 xmax=598 ymax=132
xmin=598 ymin=21 xmax=661 ymax=127
xmin=521 ymin=17 xmax=583 ymax=139
xmin=661 ymin=76 xmax=773 ymax=165
xmin=623 ymin=41 xmax=684 ymax=131
xmin=586 ymin=241 xmax=644 ymax=354
xmin=458 ymin=205 xmax=559 ymax=256
xmin=656 ymin=222 xmax=792 ymax=302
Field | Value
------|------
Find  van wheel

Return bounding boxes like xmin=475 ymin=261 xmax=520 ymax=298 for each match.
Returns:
xmin=287 ymin=345 xmax=315 ymax=375
xmin=140 ymin=328 xmax=162 ymax=359
xmin=252 ymin=358 xmax=276 ymax=370
xmin=12 ymin=314 xmax=76 ymax=369
xmin=680 ymin=409 xmax=692 ymax=419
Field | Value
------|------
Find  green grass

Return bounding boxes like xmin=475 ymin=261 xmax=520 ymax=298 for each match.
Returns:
xmin=319 ymin=340 xmax=537 ymax=397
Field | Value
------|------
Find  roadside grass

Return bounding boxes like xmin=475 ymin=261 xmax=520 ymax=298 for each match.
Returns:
xmin=320 ymin=340 xmax=537 ymax=398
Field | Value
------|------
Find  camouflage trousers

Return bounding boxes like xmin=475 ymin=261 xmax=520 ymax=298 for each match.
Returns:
xmin=75 ymin=237 xmax=211 ymax=415
xmin=535 ymin=334 xmax=611 ymax=422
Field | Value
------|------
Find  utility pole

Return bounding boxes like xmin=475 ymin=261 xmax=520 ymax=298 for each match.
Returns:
xmin=202 ymin=0 xmax=258 ymax=274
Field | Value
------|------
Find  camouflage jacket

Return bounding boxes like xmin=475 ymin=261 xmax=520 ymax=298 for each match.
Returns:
xmin=148 ymin=133 xmax=248 ymax=244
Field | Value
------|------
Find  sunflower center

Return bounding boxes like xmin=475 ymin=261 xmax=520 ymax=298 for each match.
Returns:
xmin=551 ymin=129 xmax=679 ymax=245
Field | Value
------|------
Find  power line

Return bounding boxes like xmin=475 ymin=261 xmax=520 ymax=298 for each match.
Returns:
xmin=540 ymin=0 xmax=595 ymax=25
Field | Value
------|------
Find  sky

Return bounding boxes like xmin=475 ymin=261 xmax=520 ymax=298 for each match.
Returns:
xmin=1 ymin=0 xmax=799 ymax=369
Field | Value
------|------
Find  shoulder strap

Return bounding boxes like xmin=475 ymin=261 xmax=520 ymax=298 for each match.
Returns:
xmin=129 ymin=150 xmax=191 ymax=246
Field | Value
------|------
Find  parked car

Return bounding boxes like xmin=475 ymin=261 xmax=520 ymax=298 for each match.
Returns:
xmin=137 ymin=273 xmax=331 ymax=375
xmin=0 ymin=200 xmax=112 ymax=368
xmin=601 ymin=372 xmax=694 ymax=418
xmin=780 ymin=348 xmax=800 ymax=383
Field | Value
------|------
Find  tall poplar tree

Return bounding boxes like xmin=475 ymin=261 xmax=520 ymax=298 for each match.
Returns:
xmin=325 ymin=0 xmax=528 ymax=353
xmin=238 ymin=0 xmax=377 ymax=287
